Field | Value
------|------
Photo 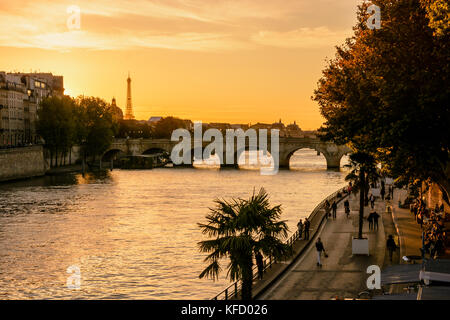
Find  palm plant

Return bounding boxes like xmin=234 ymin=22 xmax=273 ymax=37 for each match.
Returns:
xmin=198 ymin=187 xmax=291 ymax=300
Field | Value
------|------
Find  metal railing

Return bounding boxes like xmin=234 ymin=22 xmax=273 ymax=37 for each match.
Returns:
xmin=211 ymin=186 xmax=348 ymax=300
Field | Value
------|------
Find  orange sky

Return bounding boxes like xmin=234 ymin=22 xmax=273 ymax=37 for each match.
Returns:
xmin=0 ymin=0 xmax=361 ymax=130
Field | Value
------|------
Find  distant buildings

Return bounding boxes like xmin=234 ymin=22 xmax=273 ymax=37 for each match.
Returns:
xmin=286 ymin=121 xmax=302 ymax=137
xmin=110 ymin=97 xmax=124 ymax=121
xmin=207 ymin=122 xmax=231 ymax=131
xmin=148 ymin=116 xmax=162 ymax=124
xmin=230 ymin=124 xmax=250 ymax=130
xmin=205 ymin=120 xmax=303 ymax=137
xmin=0 ymin=71 xmax=64 ymax=146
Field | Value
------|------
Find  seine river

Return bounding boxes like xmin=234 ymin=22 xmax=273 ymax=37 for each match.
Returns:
xmin=0 ymin=150 xmax=349 ymax=299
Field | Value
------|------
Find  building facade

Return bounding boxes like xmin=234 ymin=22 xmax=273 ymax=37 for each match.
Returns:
xmin=0 ymin=72 xmax=63 ymax=147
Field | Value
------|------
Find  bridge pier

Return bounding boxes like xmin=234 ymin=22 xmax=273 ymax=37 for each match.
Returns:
xmin=279 ymin=158 xmax=290 ymax=169
xmin=324 ymin=153 xmax=343 ymax=169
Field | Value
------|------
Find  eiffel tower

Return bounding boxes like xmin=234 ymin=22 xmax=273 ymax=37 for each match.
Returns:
xmin=125 ymin=72 xmax=135 ymax=120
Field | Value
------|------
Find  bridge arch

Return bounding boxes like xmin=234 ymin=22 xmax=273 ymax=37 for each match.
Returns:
xmin=101 ymin=149 xmax=126 ymax=162
xmin=284 ymin=147 xmax=328 ymax=170
xmin=282 ymin=145 xmax=348 ymax=169
xmin=142 ymin=147 xmax=169 ymax=155
xmin=232 ymin=146 xmax=273 ymax=169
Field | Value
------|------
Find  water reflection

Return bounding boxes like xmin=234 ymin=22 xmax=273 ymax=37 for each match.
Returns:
xmin=0 ymin=150 xmax=348 ymax=299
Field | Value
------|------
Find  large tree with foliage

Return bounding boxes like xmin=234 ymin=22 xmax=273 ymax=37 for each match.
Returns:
xmin=153 ymin=117 xmax=188 ymax=139
xmin=76 ymin=96 xmax=116 ymax=162
xmin=37 ymin=96 xmax=76 ymax=167
xmin=117 ymin=119 xmax=152 ymax=139
xmin=198 ymin=188 xmax=291 ymax=300
xmin=313 ymin=0 xmax=450 ymax=200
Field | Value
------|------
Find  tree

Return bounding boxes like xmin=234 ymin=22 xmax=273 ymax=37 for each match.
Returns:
xmin=198 ymin=188 xmax=291 ymax=300
xmin=117 ymin=119 xmax=152 ymax=139
xmin=37 ymin=96 xmax=76 ymax=167
xmin=76 ymin=96 xmax=115 ymax=163
xmin=313 ymin=0 xmax=450 ymax=201
xmin=153 ymin=117 xmax=188 ymax=139
xmin=423 ymin=0 xmax=450 ymax=36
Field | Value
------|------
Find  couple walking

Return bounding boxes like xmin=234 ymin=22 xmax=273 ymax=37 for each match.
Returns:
xmin=297 ymin=218 xmax=310 ymax=240
xmin=367 ymin=211 xmax=380 ymax=231
xmin=298 ymin=219 xmax=326 ymax=266
xmin=325 ymin=200 xmax=338 ymax=219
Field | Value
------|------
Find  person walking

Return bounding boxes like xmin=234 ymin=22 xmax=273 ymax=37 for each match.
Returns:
xmin=367 ymin=212 xmax=374 ymax=230
xmin=344 ymin=199 xmax=350 ymax=218
xmin=325 ymin=200 xmax=331 ymax=219
xmin=386 ymin=235 xmax=397 ymax=262
xmin=304 ymin=218 xmax=310 ymax=240
xmin=315 ymin=238 xmax=326 ymax=267
xmin=331 ymin=201 xmax=337 ymax=219
xmin=255 ymin=251 xmax=264 ymax=280
xmin=372 ymin=211 xmax=380 ymax=231
xmin=297 ymin=219 xmax=303 ymax=240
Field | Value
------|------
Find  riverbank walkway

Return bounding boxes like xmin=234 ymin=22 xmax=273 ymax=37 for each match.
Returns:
xmin=255 ymin=192 xmax=387 ymax=300
xmin=390 ymin=189 xmax=423 ymax=261
xmin=250 ymin=187 xmax=428 ymax=300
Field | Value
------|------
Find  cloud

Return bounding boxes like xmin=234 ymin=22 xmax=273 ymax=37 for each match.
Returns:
xmin=0 ymin=30 xmax=249 ymax=52
xmin=0 ymin=0 xmax=355 ymax=52
xmin=251 ymin=27 xmax=352 ymax=49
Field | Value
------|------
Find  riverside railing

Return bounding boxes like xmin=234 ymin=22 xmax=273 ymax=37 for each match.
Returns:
xmin=211 ymin=186 xmax=348 ymax=300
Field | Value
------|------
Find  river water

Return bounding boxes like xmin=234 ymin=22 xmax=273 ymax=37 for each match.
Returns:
xmin=0 ymin=149 xmax=349 ymax=299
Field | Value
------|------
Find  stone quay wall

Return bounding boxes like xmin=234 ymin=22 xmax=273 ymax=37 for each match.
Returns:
xmin=0 ymin=145 xmax=46 ymax=182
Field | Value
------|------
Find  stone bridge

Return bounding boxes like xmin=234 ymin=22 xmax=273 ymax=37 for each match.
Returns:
xmin=103 ymin=137 xmax=351 ymax=169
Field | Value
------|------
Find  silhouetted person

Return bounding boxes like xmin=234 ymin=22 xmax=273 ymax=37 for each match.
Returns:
xmin=373 ymin=211 xmax=380 ymax=230
xmin=304 ymin=218 xmax=310 ymax=240
xmin=367 ymin=212 xmax=374 ymax=230
xmin=344 ymin=199 xmax=350 ymax=218
xmin=325 ymin=200 xmax=331 ymax=219
xmin=315 ymin=238 xmax=326 ymax=267
xmin=331 ymin=201 xmax=337 ymax=219
xmin=297 ymin=219 xmax=303 ymax=240
xmin=386 ymin=235 xmax=397 ymax=262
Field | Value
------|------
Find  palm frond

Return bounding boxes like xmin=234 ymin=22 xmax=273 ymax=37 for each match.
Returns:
xmin=199 ymin=260 xmax=221 ymax=280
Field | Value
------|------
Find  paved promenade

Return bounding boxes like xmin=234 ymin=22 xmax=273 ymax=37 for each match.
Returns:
xmin=258 ymin=193 xmax=387 ymax=300
xmin=390 ymin=189 xmax=423 ymax=260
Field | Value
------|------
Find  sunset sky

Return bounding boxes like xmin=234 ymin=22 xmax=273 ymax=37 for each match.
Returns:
xmin=0 ymin=0 xmax=361 ymax=129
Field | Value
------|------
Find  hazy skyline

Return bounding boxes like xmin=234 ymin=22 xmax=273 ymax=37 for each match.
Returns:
xmin=0 ymin=0 xmax=361 ymax=129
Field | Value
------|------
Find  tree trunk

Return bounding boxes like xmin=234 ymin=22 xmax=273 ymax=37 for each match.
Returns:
xmin=240 ymin=260 xmax=254 ymax=300
xmin=364 ymin=179 xmax=370 ymax=206
xmin=358 ymin=168 xmax=365 ymax=239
